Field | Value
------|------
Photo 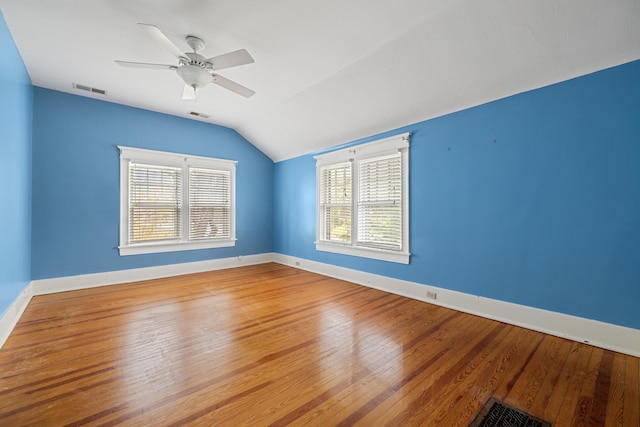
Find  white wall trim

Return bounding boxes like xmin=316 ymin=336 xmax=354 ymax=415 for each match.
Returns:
xmin=4 ymin=252 xmax=638 ymax=358
xmin=32 ymin=253 xmax=275 ymax=295
xmin=273 ymin=253 xmax=640 ymax=357
xmin=0 ymin=283 xmax=33 ymax=349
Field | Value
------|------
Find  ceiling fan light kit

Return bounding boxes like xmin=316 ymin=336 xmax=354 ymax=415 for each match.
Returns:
xmin=115 ymin=23 xmax=255 ymax=100
xmin=176 ymin=63 xmax=211 ymax=89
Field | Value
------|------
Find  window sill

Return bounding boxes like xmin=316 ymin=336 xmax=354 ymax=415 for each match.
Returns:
xmin=119 ymin=238 xmax=236 ymax=256
xmin=315 ymin=242 xmax=410 ymax=264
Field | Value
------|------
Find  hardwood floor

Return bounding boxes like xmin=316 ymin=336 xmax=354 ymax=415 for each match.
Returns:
xmin=0 ymin=263 xmax=638 ymax=426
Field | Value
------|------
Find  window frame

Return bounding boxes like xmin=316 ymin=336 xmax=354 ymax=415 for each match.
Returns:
xmin=119 ymin=146 xmax=236 ymax=256
xmin=315 ymin=133 xmax=410 ymax=264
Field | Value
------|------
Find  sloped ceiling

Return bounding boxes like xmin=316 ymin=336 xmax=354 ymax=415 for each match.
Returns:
xmin=1 ymin=0 xmax=639 ymax=161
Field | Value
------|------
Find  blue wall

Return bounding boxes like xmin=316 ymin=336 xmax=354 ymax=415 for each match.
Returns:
xmin=274 ymin=60 xmax=640 ymax=329
xmin=0 ymin=11 xmax=32 ymax=317
xmin=31 ymin=88 xmax=273 ymax=279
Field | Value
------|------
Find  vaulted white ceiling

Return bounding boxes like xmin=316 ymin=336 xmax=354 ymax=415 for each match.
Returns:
xmin=1 ymin=0 xmax=639 ymax=161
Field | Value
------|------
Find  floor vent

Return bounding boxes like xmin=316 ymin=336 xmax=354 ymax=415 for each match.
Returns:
xmin=73 ymin=83 xmax=107 ymax=95
xmin=469 ymin=398 xmax=551 ymax=427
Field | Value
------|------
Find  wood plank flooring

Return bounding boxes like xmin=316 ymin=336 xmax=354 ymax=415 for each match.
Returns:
xmin=0 ymin=263 xmax=638 ymax=426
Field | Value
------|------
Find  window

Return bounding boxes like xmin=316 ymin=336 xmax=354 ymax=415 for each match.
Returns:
xmin=119 ymin=146 xmax=236 ymax=255
xmin=315 ymin=133 xmax=410 ymax=264
xmin=319 ymin=162 xmax=352 ymax=243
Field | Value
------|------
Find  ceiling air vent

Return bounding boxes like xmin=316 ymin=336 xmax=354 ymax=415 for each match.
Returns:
xmin=188 ymin=111 xmax=210 ymax=119
xmin=72 ymin=83 xmax=107 ymax=95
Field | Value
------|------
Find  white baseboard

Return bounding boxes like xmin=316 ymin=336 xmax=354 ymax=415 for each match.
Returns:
xmin=0 ymin=283 xmax=33 ymax=349
xmin=32 ymin=253 xmax=275 ymax=295
xmin=5 ymin=252 xmax=638 ymax=357
xmin=273 ymin=253 xmax=640 ymax=357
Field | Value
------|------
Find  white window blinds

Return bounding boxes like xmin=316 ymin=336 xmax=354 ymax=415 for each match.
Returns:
xmin=319 ymin=162 xmax=352 ymax=243
xmin=129 ymin=164 xmax=182 ymax=243
xmin=119 ymin=146 xmax=236 ymax=256
xmin=189 ymin=168 xmax=231 ymax=240
xmin=315 ymin=132 xmax=410 ymax=264
xmin=357 ymin=153 xmax=402 ymax=250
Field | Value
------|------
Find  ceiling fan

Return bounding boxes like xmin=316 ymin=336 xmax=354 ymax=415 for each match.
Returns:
xmin=116 ymin=23 xmax=255 ymax=100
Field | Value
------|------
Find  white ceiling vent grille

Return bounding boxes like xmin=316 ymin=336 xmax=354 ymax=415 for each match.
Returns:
xmin=188 ymin=111 xmax=210 ymax=119
xmin=72 ymin=83 xmax=107 ymax=95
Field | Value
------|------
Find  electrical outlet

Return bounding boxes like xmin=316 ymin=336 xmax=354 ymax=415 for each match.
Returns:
xmin=295 ymin=261 xmax=300 ymax=267
xmin=426 ymin=291 xmax=437 ymax=300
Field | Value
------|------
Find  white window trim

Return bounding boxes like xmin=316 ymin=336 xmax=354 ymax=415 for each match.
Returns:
xmin=118 ymin=146 xmax=236 ymax=256
xmin=315 ymin=133 xmax=410 ymax=264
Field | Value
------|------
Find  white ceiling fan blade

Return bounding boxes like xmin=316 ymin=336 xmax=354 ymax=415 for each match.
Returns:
xmin=115 ymin=60 xmax=177 ymax=70
xmin=138 ymin=23 xmax=186 ymax=58
xmin=182 ymin=84 xmax=197 ymax=100
xmin=211 ymin=74 xmax=255 ymax=98
xmin=206 ymin=49 xmax=254 ymax=70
